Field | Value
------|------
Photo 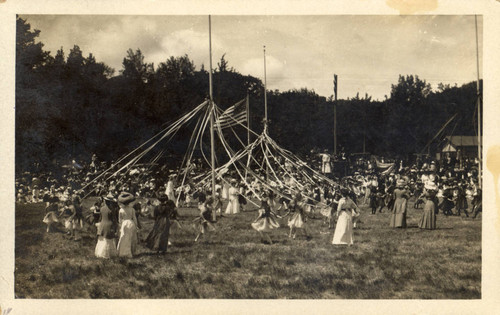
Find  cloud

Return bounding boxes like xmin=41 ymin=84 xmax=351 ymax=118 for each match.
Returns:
xmin=241 ymin=55 xmax=286 ymax=88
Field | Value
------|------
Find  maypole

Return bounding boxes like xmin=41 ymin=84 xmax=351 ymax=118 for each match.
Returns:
xmin=475 ymin=15 xmax=482 ymax=189
xmin=209 ymin=15 xmax=217 ymax=220
xmin=263 ymin=45 xmax=269 ymax=180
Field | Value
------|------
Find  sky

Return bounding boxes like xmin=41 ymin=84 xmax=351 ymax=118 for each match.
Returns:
xmin=21 ymin=15 xmax=482 ymax=101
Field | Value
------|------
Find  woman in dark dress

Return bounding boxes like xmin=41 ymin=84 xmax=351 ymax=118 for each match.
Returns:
xmin=455 ymin=182 xmax=469 ymax=217
xmin=390 ymin=179 xmax=409 ymax=228
xmin=145 ymin=194 xmax=173 ymax=254
xmin=419 ymin=182 xmax=437 ymax=230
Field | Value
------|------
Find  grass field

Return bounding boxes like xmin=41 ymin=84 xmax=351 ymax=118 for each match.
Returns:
xmin=15 ymin=198 xmax=481 ymax=299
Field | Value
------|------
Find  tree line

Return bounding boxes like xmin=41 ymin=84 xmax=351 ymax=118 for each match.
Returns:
xmin=15 ymin=17 xmax=481 ymax=173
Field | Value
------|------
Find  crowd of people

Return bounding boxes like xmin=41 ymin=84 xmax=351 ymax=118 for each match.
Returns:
xmin=15 ymin=150 xmax=482 ymax=259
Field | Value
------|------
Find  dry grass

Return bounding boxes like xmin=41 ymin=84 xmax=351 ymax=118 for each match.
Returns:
xmin=15 ymin=198 xmax=481 ymax=299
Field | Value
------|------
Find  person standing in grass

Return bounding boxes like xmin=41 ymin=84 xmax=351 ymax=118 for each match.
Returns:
xmin=282 ymin=192 xmax=312 ymax=240
xmin=418 ymin=182 xmax=437 ymax=230
xmin=455 ymin=182 xmax=469 ymax=217
xmin=145 ymin=194 xmax=172 ymax=254
xmin=95 ymin=199 xmax=118 ymax=259
xmin=194 ymin=196 xmax=216 ymax=242
xmin=225 ymin=179 xmax=241 ymax=215
xmin=42 ymin=192 xmax=60 ymax=233
xmin=389 ymin=179 xmax=409 ymax=228
xmin=332 ymin=188 xmax=360 ymax=246
xmin=116 ymin=192 xmax=139 ymax=257
xmin=60 ymin=199 xmax=78 ymax=240
xmin=251 ymin=191 xmax=280 ymax=244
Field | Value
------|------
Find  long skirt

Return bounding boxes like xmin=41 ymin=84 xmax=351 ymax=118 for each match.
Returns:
xmin=390 ymin=199 xmax=407 ymax=228
xmin=419 ymin=208 xmax=436 ymax=230
xmin=95 ymin=236 xmax=118 ymax=259
xmin=225 ymin=198 xmax=240 ymax=214
xmin=332 ymin=210 xmax=353 ymax=245
xmin=222 ymin=186 xmax=229 ymax=200
xmin=145 ymin=217 xmax=170 ymax=252
xmin=252 ymin=216 xmax=280 ymax=232
xmin=117 ymin=219 xmax=138 ymax=257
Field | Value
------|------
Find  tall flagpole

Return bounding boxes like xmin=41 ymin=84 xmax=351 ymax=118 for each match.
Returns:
xmin=209 ymin=15 xmax=217 ymax=220
xmin=263 ymin=45 xmax=269 ymax=180
xmin=475 ymin=15 xmax=481 ymax=189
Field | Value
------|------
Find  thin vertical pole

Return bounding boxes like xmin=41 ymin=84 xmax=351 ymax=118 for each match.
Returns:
xmin=334 ymin=74 xmax=338 ymax=155
xmin=209 ymin=15 xmax=216 ymax=220
xmin=263 ymin=46 xmax=269 ymax=180
xmin=264 ymin=46 xmax=268 ymax=124
xmin=475 ymin=15 xmax=481 ymax=189
xmin=245 ymin=93 xmax=250 ymax=180
xmin=246 ymin=93 xmax=250 ymax=146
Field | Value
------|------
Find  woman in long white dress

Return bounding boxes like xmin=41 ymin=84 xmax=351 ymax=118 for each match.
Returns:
xmin=116 ymin=192 xmax=139 ymax=257
xmin=222 ymin=179 xmax=230 ymax=200
xmin=225 ymin=180 xmax=241 ymax=215
xmin=165 ymin=175 xmax=176 ymax=206
xmin=332 ymin=189 xmax=360 ymax=245
xmin=320 ymin=152 xmax=332 ymax=174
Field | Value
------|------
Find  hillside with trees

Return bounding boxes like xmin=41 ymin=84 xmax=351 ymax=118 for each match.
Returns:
xmin=15 ymin=17 xmax=481 ymax=172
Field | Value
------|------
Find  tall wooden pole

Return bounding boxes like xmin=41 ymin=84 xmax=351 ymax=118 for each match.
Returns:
xmin=209 ymin=16 xmax=217 ymax=220
xmin=246 ymin=93 xmax=250 ymax=146
xmin=264 ymin=46 xmax=268 ymax=125
xmin=334 ymin=74 xmax=338 ymax=155
xmin=475 ymin=15 xmax=481 ymax=189
xmin=264 ymin=46 xmax=269 ymax=180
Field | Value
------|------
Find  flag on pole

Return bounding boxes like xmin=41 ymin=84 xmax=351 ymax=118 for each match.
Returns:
xmin=216 ymin=99 xmax=247 ymax=129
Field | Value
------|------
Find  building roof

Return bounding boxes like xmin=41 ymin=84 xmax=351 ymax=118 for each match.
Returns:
xmin=445 ymin=136 xmax=479 ymax=147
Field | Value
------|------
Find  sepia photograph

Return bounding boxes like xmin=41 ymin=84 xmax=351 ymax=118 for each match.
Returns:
xmin=12 ymin=14 xmax=485 ymax=300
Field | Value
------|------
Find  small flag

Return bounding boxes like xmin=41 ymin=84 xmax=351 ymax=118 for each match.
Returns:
xmin=216 ymin=99 xmax=247 ymax=129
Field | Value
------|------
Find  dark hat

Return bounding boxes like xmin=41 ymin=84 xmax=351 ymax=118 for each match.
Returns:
xmin=158 ymin=194 xmax=169 ymax=203
xmin=118 ymin=191 xmax=135 ymax=205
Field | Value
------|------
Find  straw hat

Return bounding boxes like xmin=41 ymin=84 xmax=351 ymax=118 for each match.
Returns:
xmin=117 ymin=191 xmax=135 ymax=205
xmin=424 ymin=182 xmax=437 ymax=191
xmin=104 ymin=192 xmax=116 ymax=202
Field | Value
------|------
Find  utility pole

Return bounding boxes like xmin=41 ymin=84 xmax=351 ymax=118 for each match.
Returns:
xmin=333 ymin=74 xmax=338 ymax=155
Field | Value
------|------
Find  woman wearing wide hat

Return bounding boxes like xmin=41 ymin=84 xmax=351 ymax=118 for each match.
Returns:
xmin=116 ymin=191 xmax=139 ymax=257
xmin=419 ymin=182 xmax=438 ymax=230
xmin=389 ymin=179 xmax=409 ymax=228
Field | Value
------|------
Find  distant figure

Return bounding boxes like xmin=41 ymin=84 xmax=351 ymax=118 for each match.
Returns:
xmin=165 ymin=175 xmax=176 ymax=206
xmin=225 ymin=179 xmax=241 ymax=215
xmin=194 ymin=196 xmax=216 ymax=242
xmin=42 ymin=193 xmax=60 ymax=233
xmin=320 ymin=151 xmax=332 ymax=174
